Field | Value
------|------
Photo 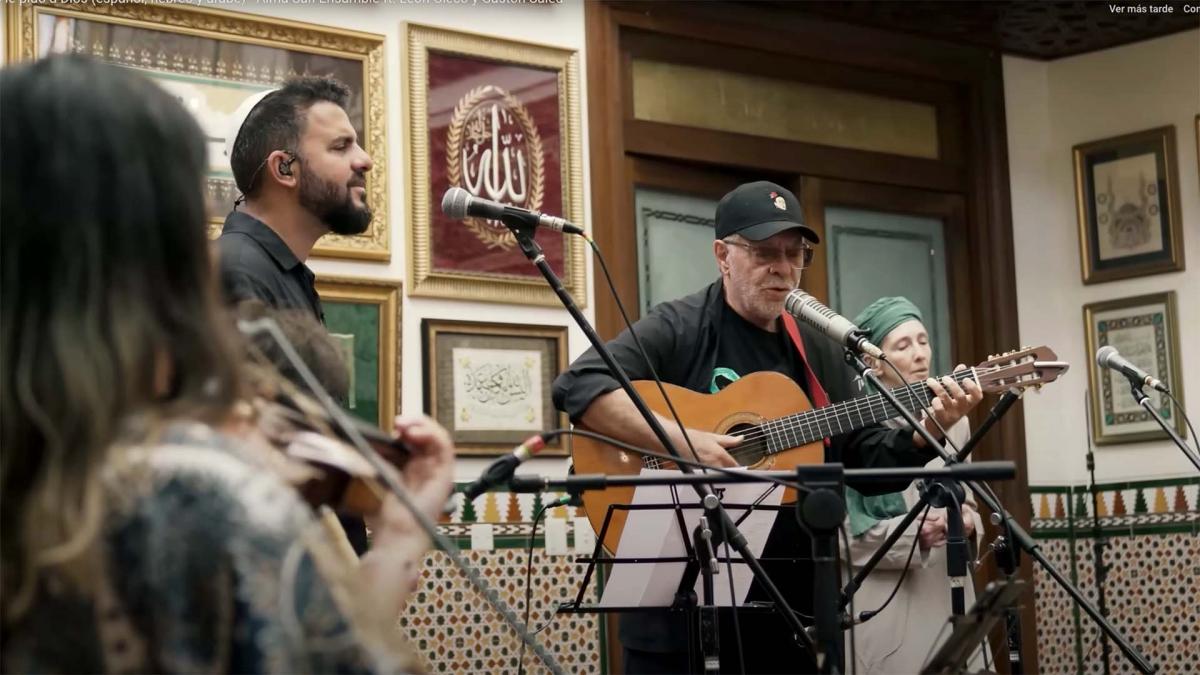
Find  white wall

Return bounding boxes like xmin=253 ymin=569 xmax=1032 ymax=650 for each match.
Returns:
xmin=207 ymin=1 xmax=592 ymax=480
xmin=1005 ymin=30 xmax=1200 ymax=486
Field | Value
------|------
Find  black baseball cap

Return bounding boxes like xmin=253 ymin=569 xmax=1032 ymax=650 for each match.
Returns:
xmin=715 ymin=181 xmax=819 ymax=244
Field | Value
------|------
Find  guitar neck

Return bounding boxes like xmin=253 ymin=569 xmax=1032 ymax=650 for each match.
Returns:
xmin=761 ymin=369 xmax=977 ymax=453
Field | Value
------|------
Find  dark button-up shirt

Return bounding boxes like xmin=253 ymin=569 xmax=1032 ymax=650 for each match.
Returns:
xmin=215 ymin=210 xmax=372 ymax=555
xmin=216 ymin=210 xmax=324 ymax=323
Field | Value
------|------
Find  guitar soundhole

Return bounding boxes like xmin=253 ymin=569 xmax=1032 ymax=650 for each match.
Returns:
xmin=725 ymin=421 xmax=768 ymax=468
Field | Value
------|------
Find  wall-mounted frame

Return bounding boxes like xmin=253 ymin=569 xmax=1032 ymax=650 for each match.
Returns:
xmin=317 ymin=278 xmax=401 ymax=430
xmin=5 ymin=1 xmax=390 ymax=261
xmin=422 ymin=319 xmax=568 ymax=456
xmin=1194 ymin=114 xmax=1199 ymax=189
xmin=1083 ymin=291 xmax=1186 ymax=445
xmin=404 ymin=22 xmax=585 ymax=306
xmin=1073 ymin=126 xmax=1185 ymax=284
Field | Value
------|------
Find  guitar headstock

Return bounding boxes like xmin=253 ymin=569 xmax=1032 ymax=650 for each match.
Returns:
xmin=973 ymin=345 xmax=1068 ymax=394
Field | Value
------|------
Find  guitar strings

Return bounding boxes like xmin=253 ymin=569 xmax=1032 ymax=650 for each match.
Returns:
xmin=644 ymin=361 xmax=1037 ymax=468
xmin=728 ymin=368 xmax=977 ymax=447
xmin=644 ymin=367 xmax=990 ymax=469
xmin=646 ymin=371 xmax=971 ymax=467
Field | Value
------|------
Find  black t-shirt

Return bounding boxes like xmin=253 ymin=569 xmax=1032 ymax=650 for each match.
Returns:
xmin=711 ymin=305 xmax=811 ymax=399
xmin=710 ymin=308 xmax=820 ymax=671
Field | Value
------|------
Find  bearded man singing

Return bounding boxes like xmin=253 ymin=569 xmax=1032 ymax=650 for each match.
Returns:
xmin=216 ymin=76 xmax=375 ymax=552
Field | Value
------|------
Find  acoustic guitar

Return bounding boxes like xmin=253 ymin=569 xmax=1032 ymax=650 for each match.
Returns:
xmin=571 ymin=346 xmax=1067 ymax=553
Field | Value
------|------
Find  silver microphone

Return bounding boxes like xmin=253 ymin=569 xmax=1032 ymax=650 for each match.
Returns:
xmin=441 ymin=187 xmax=584 ymax=235
xmin=1096 ymin=345 xmax=1168 ymax=393
xmin=784 ymin=290 xmax=884 ymax=359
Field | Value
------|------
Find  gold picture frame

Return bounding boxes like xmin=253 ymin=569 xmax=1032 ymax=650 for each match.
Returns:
xmin=1083 ymin=291 xmax=1186 ymax=445
xmin=404 ymin=22 xmax=586 ymax=306
xmin=422 ymin=319 xmax=568 ymax=456
xmin=6 ymin=1 xmax=391 ymax=261
xmin=1073 ymin=126 xmax=1185 ymax=284
xmin=316 ymin=277 xmax=401 ymax=430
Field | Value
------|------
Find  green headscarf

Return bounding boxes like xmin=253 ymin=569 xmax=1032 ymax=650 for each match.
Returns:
xmin=854 ymin=296 xmax=924 ymax=350
xmin=845 ymin=296 xmax=926 ymax=536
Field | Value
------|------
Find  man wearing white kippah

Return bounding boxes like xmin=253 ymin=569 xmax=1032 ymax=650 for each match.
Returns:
xmin=216 ymin=77 xmax=373 ymax=324
xmin=215 ymin=77 xmax=375 ymax=552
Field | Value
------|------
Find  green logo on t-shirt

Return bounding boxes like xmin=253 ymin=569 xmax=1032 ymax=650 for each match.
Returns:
xmin=710 ymin=367 xmax=741 ymax=393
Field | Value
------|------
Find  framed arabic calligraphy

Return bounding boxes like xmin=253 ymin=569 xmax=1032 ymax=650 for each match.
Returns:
xmin=1073 ymin=126 xmax=1185 ymax=284
xmin=422 ymin=319 xmax=568 ymax=456
xmin=1083 ymin=292 xmax=1185 ymax=446
xmin=5 ymin=1 xmax=390 ymax=261
xmin=404 ymin=23 xmax=586 ymax=306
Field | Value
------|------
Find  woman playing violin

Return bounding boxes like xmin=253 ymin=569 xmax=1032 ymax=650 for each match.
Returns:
xmin=1 ymin=55 xmax=452 ymax=673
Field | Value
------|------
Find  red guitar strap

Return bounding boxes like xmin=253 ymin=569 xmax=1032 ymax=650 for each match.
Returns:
xmin=781 ymin=312 xmax=832 ymax=446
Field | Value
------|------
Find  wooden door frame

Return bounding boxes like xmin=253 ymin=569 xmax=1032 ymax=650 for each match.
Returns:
xmin=585 ymin=1 xmax=1032 ymax=670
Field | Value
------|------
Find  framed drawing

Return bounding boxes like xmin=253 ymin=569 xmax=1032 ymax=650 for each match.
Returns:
xmin=317 ymin=278 xmax=401 ymax=430
xmin=1083 ymin=292 xmax=1186 ymax=445
xmin=404 ymin=23 xmax=586 ymax=306
xmin=1073 ymin=126 xmax=1185 ymax=284
xmin=422 ymin=320 xmax=568 ymax=456
xmin=5 ymin=1 xmax=390 ymax=261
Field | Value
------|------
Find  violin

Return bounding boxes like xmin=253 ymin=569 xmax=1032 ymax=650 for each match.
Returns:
xmin=245 ymin=376 xmax=413 ymax=518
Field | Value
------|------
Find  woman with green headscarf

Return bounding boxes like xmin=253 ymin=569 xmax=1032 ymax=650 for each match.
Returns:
xmin=844 ymin=297 xmax=988 ymax=674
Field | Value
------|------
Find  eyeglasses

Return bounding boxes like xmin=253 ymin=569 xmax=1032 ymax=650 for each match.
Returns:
xmin=722 ymin=240 xmax=815 ymax=269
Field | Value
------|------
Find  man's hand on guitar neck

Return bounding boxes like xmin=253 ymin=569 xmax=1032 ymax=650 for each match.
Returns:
xmin=912 ymin=364 xmax=983 ymax=449
xmin=580 ymin=389 xmax=743 ymax=468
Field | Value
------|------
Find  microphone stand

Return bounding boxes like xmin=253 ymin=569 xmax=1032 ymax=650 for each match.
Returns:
xmin=1085 ymin=417 xmax=1113 ymax=675
xmin=1129 ymin=383 xmax=1200 ymax=473
xmin=501 ymin=218 xmax=818 ymax=663
xmin=842 ymin=351 xmax=1156 ymax=674
xmin=840 ymin=351 xmax=969 ymax=620
xmin=840 ymin=389 xmax=1022 ymax=619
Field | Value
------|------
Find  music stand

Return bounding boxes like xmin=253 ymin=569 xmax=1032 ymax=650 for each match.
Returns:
xmin=921 ymin=580 xmax=1027 ymax=675
xmin=558 ymin=476 xmax=789 ymax=674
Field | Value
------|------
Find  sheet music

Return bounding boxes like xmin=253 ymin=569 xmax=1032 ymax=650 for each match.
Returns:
xmin=598 ymin=469 xmax=783 ymax=608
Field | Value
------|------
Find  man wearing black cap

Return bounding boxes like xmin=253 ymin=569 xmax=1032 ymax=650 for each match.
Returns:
xmin=552 ymin=181 xmax=979 ymax=673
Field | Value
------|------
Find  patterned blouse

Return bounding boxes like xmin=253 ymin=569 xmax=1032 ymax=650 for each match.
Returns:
xmin=3 ymin=422 xmax=415 ymax=674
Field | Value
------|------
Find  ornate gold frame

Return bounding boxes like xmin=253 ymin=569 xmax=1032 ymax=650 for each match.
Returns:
xmin=316 ymin=277 xmax=402 ymax=430
xmin=1082 ymin=291 xmax=1186 ymax=445
xmin=1072 ymin=125 xmax=1185 ymax=284
xmin=422 ymin=319 xmax=569 ymax=456
xmin=6 ymin=1 xmax=390 ymax=261
xmin=404 ymin=22 xmax=586 ymax=306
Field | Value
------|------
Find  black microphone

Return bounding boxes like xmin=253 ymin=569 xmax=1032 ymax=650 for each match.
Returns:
xmin=784 ymin=290 xmax=884 ymax=358
xmin=1096 ymin=345 xmax=1168 ymax=393
xmin=441 ymin=187 xmax=585 ymax=236
xmin=462 ymin=434 xmax=547 ymax=501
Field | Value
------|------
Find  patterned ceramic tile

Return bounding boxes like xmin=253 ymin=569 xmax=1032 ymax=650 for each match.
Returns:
xmin=1031 ymin=477 xmax=1200 ymax=673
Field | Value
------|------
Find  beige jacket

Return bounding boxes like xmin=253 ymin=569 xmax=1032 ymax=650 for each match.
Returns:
xmin=845 ymin=418 xmax=991 ymax=674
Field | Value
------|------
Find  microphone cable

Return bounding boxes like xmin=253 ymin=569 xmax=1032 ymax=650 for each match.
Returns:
xmin=584 ymin=237 xmax=712 ymax=479
xmin=1162 ymin=389 xmax=1199 ymax=455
